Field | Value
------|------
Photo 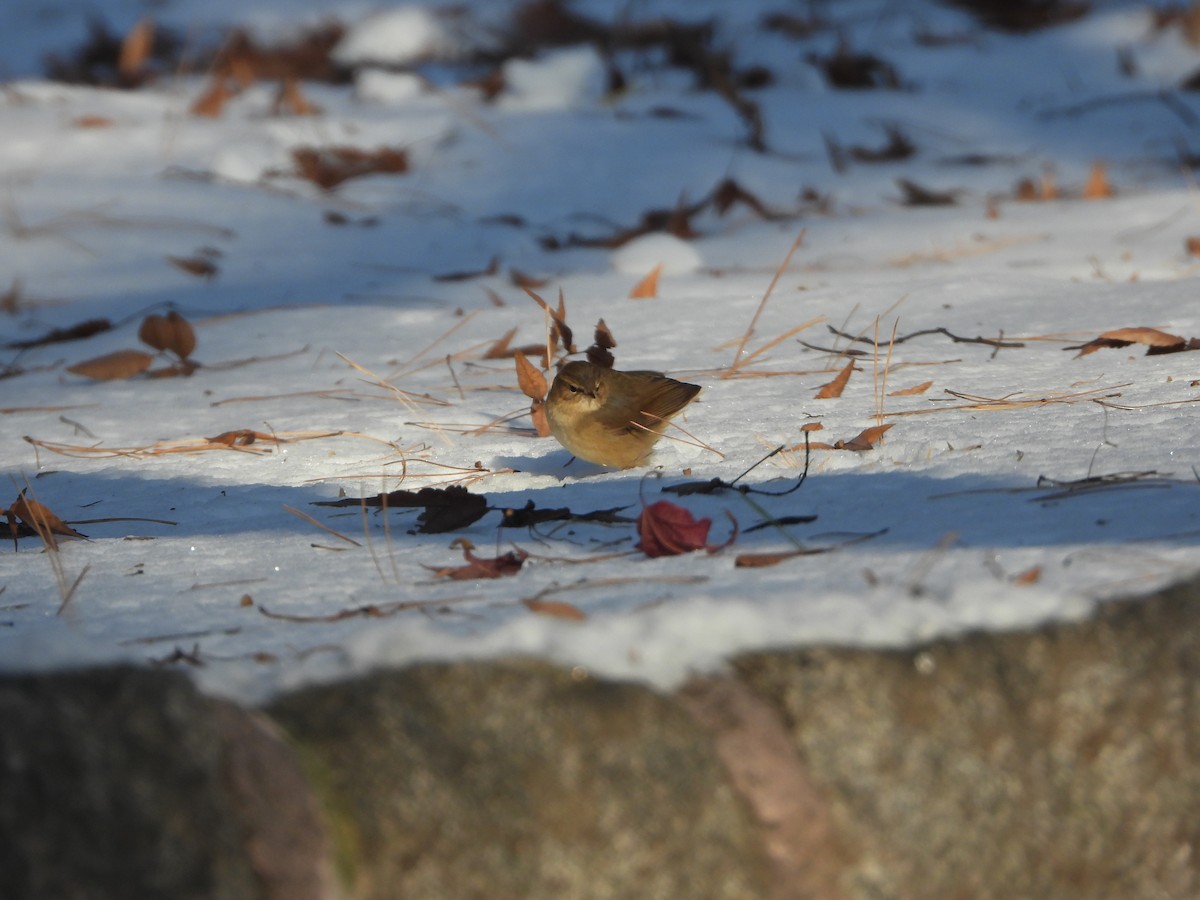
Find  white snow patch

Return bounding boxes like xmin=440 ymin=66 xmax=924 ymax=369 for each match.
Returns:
xmin=333 ymin=7 xmax=456 ymax=66
xmin=611 ymin=233 xmax=704 ymax=275
xmin=499 ymin=46 xmax=609 ymax=111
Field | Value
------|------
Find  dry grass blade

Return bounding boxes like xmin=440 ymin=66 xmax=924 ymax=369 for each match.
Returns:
xmin=23 ymin=430 xmax=346 ymax=459
xmin=10 ymin=481 xmax=90 ymax=615
xmin=727 ymin=227 xmax=806 ymax=374
xmin=283 ymin=505 xmax=361 ymax=547
xmin=387 ymin=310 xmax=480 ymax=379
xmin=630 ymin=412 xmax=725 ymax=459
xmin=729 ymin=317 xmax=826 ymax=374
xmin=882 ymin=383 xmax=1132 ymax=418
xmin=338 ymin=352 xmax=449 ymax=412
xmin=876 ymin=318 xmax=899 ymax=421
xmin=523 ymin=598 xmax=587 ymax=620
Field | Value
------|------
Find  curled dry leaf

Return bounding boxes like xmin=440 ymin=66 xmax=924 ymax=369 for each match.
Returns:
xmin=586 ymin=318 xmax=617 ymax=368
xmin=837 ymin=423 xmax=893 ymax=451
xmin=524 ymin=287 xmax=575 ymax=355
xmin=139 ymin=311 xmax=196 ymax=359
xmin=68 ymin=349 xmax=154 ymax=381
xmin=629 ymin=263 xmax=663 ymax=299
xmin=523 ymin=598 xmax=587 ymax=621
xmin=7 ymin=494 xmax=87 ymax=545
xmin=428 ymin=546 xmax=528 ymax=580
xmin=637 ymin=500 xmax=738 ymax=558
xmin=207 ymin=429 xmax=264 ymax=447
xmin=803 ymin=423 xmax=894 ymax=452
xmin=815 ymin=360 xmax=855 ymax=399
xmin=1067 ymin=327 xmax=1198 ymax=357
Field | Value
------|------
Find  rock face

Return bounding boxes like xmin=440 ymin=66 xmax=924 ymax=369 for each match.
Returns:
xmin=0 ymin=667 xmax=336 ymax=900
xmin=729 ymin=577 xmax=1200 ymax=900
xmin=4 ymin=576 xmax=1200 ymax=900
xmin=268 ymin=659 xmax=772 ymax=900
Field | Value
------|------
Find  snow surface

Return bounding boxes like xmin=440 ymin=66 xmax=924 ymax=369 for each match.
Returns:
xmin=2 ymin=0 xmax=1200 ymax=702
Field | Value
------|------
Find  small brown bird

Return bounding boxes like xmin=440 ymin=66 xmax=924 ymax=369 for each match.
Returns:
xmin=545 ymin=360 xmax=701 ymax=468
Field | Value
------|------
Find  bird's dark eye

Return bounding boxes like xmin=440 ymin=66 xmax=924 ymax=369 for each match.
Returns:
xmin=569 ymin=385 xmax=581 ymax=393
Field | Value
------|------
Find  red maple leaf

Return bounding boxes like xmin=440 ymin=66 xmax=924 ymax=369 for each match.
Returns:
xmin=636 ymin=500 xmax=737 ymax=558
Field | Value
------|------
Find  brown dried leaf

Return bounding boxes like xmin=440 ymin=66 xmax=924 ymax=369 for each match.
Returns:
xmin=629 ymin=264 xmax=663 ymax=299
xmin=167 ymin=255 xmax=219 ymax=279
xmin=815 ymin=360 xmax=855 ymax=399
xmin=801 ymin=422 xmax=824 ymax=432
xmin=207 ymin=430 xmax=262 ymax=447
xmin=435 ymin=256 xmax=500 ymax=282
xmin=523 ymin=598 xmax=587 ymax=621
xmin=74 ymin=115 xmax=115 ymax=129
xmin=191 ymin=78 xmax=234 ymax=118
xmin=888 ymin=380 xmax=933 ymax=396
xmin=896 ymin=178 xmax=959 ymax=206
xmin=139 ymin=311 xmax=196 ymax=359
xmin=119 ymin=18 xmax=154 ymax=78
xmin=484 ymin=327 xmax=517 ymax=358
xmin=7 ymin=318 xmax=112 ymax=350
xmin=594 ymin=318 xmax=616 ymax=350
xmin=7 ymin=494 xmax=87 ymax=545
xmin=429 ymin=547 xmax=528 ymax=580
xmin=514 ymin=350 xmax=548 ymax=400
xmin=1186 ymin=236 xmax=1200 ymax=257
xmin=734 ymin=548 xmax=816 ymax=568
xmin=637 ymin=501 xmax=737 ymax=558
xmin=292 ymin=145 xmax=409 ymax=190
xmin=272 ymin=77 xmax=320 ymax=116
xmin=509 ymin=267 xmax=549 ymax=289
xmin=524 ymin=286 xmax=574 ymax=354
xmin=1069 ymin=326 xmax=1194 ymax=357
xmin=68 ymin=349 xmax=154 ymax=381
xmin=1083 ymin=161 xmax=1113 ymax=200
xmin=835 ymin=423 xmax=893 ymax=451
xmin=1012 ymin=565 xmax=1042 ymax=585
xmin=586 ymin=319 xmax=616 ymax=367
xmin=530 ymin=398 xmax=552 ymax=437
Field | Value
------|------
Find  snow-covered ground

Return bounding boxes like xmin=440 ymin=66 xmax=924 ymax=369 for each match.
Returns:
xmin=2 ymin=0 xmax=1199 ymax=701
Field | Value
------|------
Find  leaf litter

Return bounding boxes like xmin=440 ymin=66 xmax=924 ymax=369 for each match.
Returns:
xmin=5 ymin=0 xmax=1200 ymax=694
